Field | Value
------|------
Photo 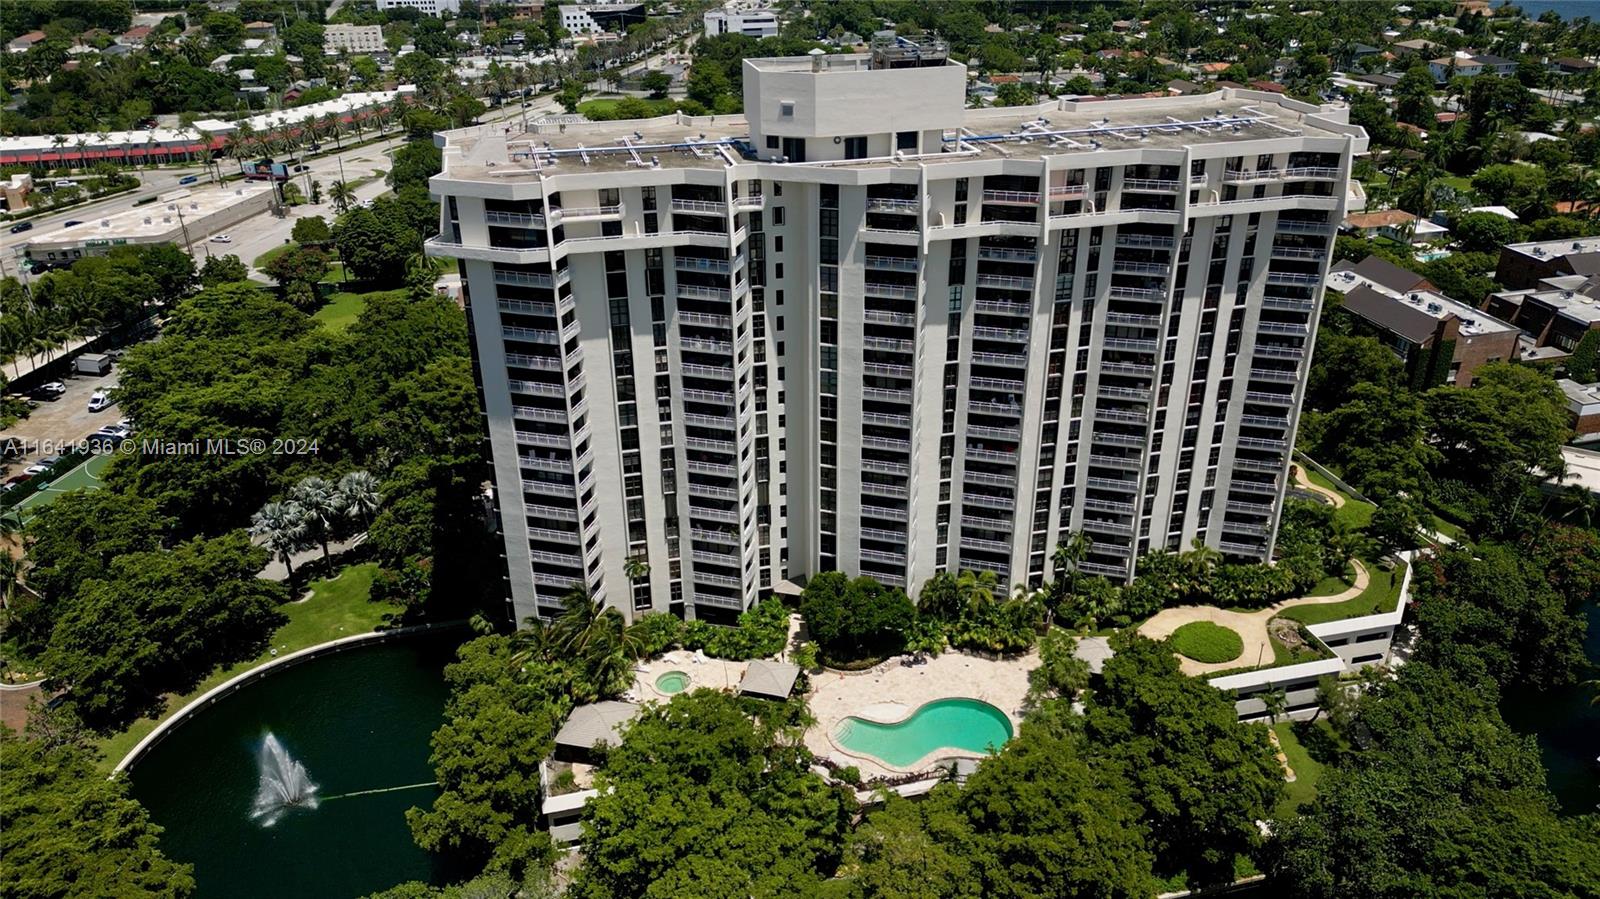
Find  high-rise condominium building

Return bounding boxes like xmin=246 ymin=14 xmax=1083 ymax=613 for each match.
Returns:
xmin=426 ymin=38 xmax=1368 ymax=626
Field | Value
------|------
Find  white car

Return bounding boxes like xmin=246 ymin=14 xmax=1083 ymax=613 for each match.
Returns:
xmin=210 ymin=234 xmax=233 ymax=243
xmin=87 ymin=390 xmax=112 ymax=413
xmin=23 ymin=462 xmax=50 ymax=475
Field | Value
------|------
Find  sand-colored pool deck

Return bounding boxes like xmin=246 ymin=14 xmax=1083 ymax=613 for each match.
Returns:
xmin=629 ymin=649 xmax=751 ymax=701
xmin=803 ymin=650 xmax=1034 ymax=778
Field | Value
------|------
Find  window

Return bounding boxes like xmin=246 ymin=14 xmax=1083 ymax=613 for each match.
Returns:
xmin=772 ymin=206 xmax=785 ymax=226
xmin=779 ymin=101 xmax=794 ymax=117
xmin=844 ymin=136 xmax=867 ymax=159
xmin=766 ymin=135 xmax=779 ymax=149
xmin=774 ymin=236 xmax=783 ymax=252
xmin=897 ymin=131 xmax=917 ymax=151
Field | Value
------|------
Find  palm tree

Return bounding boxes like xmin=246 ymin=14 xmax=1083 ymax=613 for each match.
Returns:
xmin=1051 ymin=531 xmax=1093 ymax=609
xmin=624 ymin=556 xmax=650 ymax=582
xmin=1259 ymin=688 xmax=1288 ymax=727
xmin=329 ymin=180 xmax=355 ymax=213
xmin=288 ymin=476 xmax=346 ymax=568
xmin=338 ymin=470 xmax=382 ymax=529
xmin=553 ymin=586 xmax=611 ymax=657
xmin=250 ymin=500 xmax=311 ymax=584
xmin=955 ymin=568 xmax=999 ymax=611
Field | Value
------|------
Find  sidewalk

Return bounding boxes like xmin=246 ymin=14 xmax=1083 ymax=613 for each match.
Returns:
xmin=257 ymin=533 xmax=365 ymax=583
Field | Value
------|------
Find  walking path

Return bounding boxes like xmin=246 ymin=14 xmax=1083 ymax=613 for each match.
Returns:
xmin=1291 ymin=464 xmax=1345 ymax=508
xmin=1138 ymin=559 xmax=1370 ymax=676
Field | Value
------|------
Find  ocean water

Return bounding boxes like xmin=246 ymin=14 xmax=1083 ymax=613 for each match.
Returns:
xmin=1506 ymin=0 xmax=1600 ymax=21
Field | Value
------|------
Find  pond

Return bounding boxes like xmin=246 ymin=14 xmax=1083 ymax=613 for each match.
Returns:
xmin=1500 ymin=603 xmax=1600 ymax=815
xmin=128 ymin=632 xmax=463 ymax=898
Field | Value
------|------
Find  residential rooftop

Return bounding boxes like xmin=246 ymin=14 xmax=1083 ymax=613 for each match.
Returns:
xmin=439 ymin=86 xmax=1358 ymax=181
xmin=1503 ymin=236 xmax=1600 ymax=262
xmin=22 ymin=184 xmax=273 ymax=248
xmin=1492 ymin=282 xmax=1600 ymax=325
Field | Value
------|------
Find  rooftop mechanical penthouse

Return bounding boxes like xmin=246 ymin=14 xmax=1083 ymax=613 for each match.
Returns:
xmin=425 ymin=37 xmax=1369 ymax=625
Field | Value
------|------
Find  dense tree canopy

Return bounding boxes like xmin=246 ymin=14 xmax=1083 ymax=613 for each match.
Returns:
xmin=572 ymin=690 xmax=854 ymax=899
xmin=0 ymin=728 xmax=195 ymax=899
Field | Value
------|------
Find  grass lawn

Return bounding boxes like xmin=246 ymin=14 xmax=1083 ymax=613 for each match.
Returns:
xmin=1306 ymin=563 xmax=1357 ymax=597
xmin=1273 ymin=721 xmax=1324 ymax=817
xmin=1438 ymin=174 xmax=1473 ymax=191
xmin=1427 ymin=514 xmax=1466 ymax=541
xmin=578 ymin=98 xmax=623 ymax=117
xmin=1303 ymin=467 xmax=1375 ymax=531
xmin=1279 ymin=559 xmax=1407 ymax=626
xmin=1169 ymin=621 xmax=1245 ymax=663
xmin=253 ymin=242 xmax=297 ymax=268
xmin=94 ymin=563 xmax=396 ymax=771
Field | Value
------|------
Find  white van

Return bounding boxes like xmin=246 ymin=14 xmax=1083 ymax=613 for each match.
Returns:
xmin=87 ymin=390 xmax=112 ymax=413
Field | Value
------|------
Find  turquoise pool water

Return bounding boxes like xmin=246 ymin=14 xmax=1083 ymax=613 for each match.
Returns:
xmin=655 ymin=671 xmax=690 ymax=694
xmin=833 ymin=698 xmax=1014 ymax=768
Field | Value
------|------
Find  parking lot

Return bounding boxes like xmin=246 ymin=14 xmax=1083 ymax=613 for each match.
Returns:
xmin=1 ymin=368 xmax=121 ymax=476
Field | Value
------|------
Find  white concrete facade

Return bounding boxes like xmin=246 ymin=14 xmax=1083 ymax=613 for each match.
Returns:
xmin=325 ymin=24 xmax=387 ymax=54
xmin=426 ymin=48 xmax=1367 ymax=626
xmin=376 ymin=0 xmax=461 ymax=15
xmin=704 ymin=8 xmax=779 ymax=39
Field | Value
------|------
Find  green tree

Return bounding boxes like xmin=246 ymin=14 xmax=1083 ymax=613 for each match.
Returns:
xmin=1085 ymin=633 xmax=1284 ymax=885
xmin=1470 ymin=163 xmax=1551 ymax=220
xmin=406 ymin=635 xmax=565 ymax=879
xmin=334 ymin=206 xmax=421 ymax=285
xmin=1304 ymin=331 xmax=1405 ymax=413
xmin=262 ymin=246 xmax=330 ymax=308
xmin=571 ymin=690 xmax=854 ymax=899
xmin=0 ymin=728 xmax=195 ymax=898
xmin=291 ymin=215 xmax=332 ymax=246
xmin=389 ymin=140 xmax=443 ymax=191
xmin=1450 ymin=211 xmax=1524 ymax=252
xmin=641 ymin=70 xmax=671 ymax=98
xmin=42 ymin=531 xmax=285 ymax=730
xmin=198 ymin=253 xmax=249 ymax=286
xmin=799 ymin=573 xmax=916 ymax=662
xmin=1025 ymin=628 xmax=1091 ymax=706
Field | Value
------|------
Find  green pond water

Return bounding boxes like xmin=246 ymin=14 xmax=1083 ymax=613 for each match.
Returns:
xmin=655 ymin=671 xmax=690 ymax=693
xmin=834 ymin=698 xmax=1014 ymax=768
xmin=1500 ymin=603 xmax=1600 ymax=814
xmin=128 ymin=633 xmax=462 ymax=898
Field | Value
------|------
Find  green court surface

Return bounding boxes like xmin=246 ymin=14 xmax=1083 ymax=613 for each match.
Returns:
xmin=7 ymin=452 xmax=112 ymax=521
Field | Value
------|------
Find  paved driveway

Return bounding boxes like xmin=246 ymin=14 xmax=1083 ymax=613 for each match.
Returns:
xmin=1 ymin=369 xmax=120 ymax=475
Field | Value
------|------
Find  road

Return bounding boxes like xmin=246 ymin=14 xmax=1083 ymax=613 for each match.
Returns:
xmin=0 ymin=39 xmax=693 ymax=268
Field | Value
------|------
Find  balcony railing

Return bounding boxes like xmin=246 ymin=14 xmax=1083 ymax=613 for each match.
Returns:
xmin=977 ymin=246 xmax=1038 ymax=263
xmin=1283 ymin=166 xmax=1341 ymax=179
xmin=1122 ymin=177 xmax=1181 ymax=192
xmin=982 ymin=189 xmax=1041 ymax=204
xmin=864 ymin=254 xmax=919 ymax=271
xmin=671 ymin=198 xmax=726 ymax=214
xmin=675 ymin=256 xmax=731 ymax=273
xmin=1245 ymin=390 xmax=1295 ymax=406
xmin=866 ymin=197 xmax=920 ymax=213
xmin=972 ymin=300 xmax=1031 ymax=316
xmin=976 ymin=273 xmax=1035 ymax=291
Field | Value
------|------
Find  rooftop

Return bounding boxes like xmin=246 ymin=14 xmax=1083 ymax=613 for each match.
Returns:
xmin=553 ymin=700 xmax=640 ymax=751
xmin=737 ymin=660 xmax=799 ymax=699
xmin=1341 ymin=283 xmax=1513 ymax=340
xmin=22 ymin=184 xmax=273 ymax=247
xmin=440 ymin=86 xmax=1358 ymax=181
xmin=1557 ymin=378 xmax=1600 ymax=410
xmin=1504 ymin=236 xmax=1600 ymax=262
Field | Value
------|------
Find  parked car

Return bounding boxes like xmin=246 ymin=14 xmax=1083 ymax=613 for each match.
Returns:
xmin=38 ymin=454 xmax=62 ymax=467
xmin=63 ymin=220 xmax=82 ymax=227
xmin=309 ymin=143 xmax=322 ymax=152
xmin=87 ymin=390 xmax=112 ymax=412
xmin=31 ymin=381 xmax=66 ymax=400
xmin=293 ymin=164 xmax=309 ymax=172
xmin=9 ymin=221 xmax=32 ymax=234
xmin=210 ymin=234 xmax=232 ymax=243
xmin=23 ymin=462 xmax=50 ymax=476
xmin=5 ymin=474 xmax=32 ymax=487
xmin=178 ymin=175 xmax=199 ymax=185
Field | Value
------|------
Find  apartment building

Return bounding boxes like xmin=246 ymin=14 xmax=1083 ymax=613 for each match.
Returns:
xmin=705 ymin=7 xmax=780 ymax=39
xmin=426 ymin=38 xmax=1367 ymax=625
xmin=325 ymin=24 xmax=387 ymax=55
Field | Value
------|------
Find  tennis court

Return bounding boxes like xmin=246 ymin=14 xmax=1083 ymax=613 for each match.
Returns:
xmin=6 ymin=452 xmax=113 ymax=522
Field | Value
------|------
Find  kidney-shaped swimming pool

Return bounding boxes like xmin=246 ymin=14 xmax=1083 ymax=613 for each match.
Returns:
xmin=832 ymin=697 xmax=1014 ymax=769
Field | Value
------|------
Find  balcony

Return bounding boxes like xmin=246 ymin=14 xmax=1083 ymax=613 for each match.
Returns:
xmin=1087 ymin=476 xmax=1137 ymax=492
xmin=864 ymin=336 xmax=916 ymax=354
xmin=1082 ymin=496 xmax=1136 ymax=514
xmin=513 ymin=406 xmax=571 ymax=424
xmin=864 ymin=309 xmax=916 ymax=327
xmin=972 ymin=299 xmax=1031 ymax=316
xmin=966 ymin=446 xmax=1017 ymax=464
xmin=1283 ymin=166 xmax=1341 ymax=180
xmin=509 ymin=379 xmax=568 ymax=398
xmin=1093 ymin=431 xmax=1146 ymax=448
xmin=1220 ymin=540 xmax=1268 ymax=557
xmin=861 ymin=503 xmax=909 ymax=521
xmin=1234 ymin=457 xmax=1284 ymax=473
xmin=971 ymin=375 xmax=1025 ymax=392
xmin=688 ymin=480 xmax=740 ymax=501
xmin=675 ymin=256 xmax=731 ymax=274
xmin=977 ymin=246 xmax=1038 ymax=263
xmin=1262 ymin=295 xmax=1317 ymax=313
xmin=1114 ymin=233 xmax=1175 ymax=249
xmin=681 ymin=362 xmax=735 ymax=380
xmin=861 ymin=526 xmax=906 ymax=543
xmin=970 ymin=351 xmax=1028 ymax=368
xmin=533 ymin=571 xmax=584 ymax=589
xmin=684 ymin=435 xmax=736 ymax=453
xmin=860 ymin=547 xmax=907 ymax=565
xmin=680 ymin=337 xmax=733 ymax=354
xmin=515 ymin=430 xmax=570 ymax=450
xmin=1111 ymin=259 xmax=1171 ymax=276
xmin=1270 ymin=245 xmax=1327 ymax=261
xmin=685 ymin=458 xmax=737 ymax=477
xmin=862 ymin=457 xmax=911 ymax=476
xmin=688 ymin=504 xmax=741 ymax=524
xmin=1096 ymin=407 xmax=1147 ymax=425
xmin=866 ymin=197 xmax=920 ymax=213
xmin=693 ymin=571 xmax=745 ymax=589
xmin=862 ymin=434 xmax=911 ymax=452
xmin=1103 ymin=337 xmax=1159 ymax=353
xmin=1079 ymin=560 xmax=1128 ymax=578
xmin=1105 ymin=312 xmax=1161 ymax=329
xmin=1221 ymin=168 xmax=1282 ymax=184
xmin=1049 ymin=184 xmax=1087 ymax=199
xmin=505 ymin=353 xmax=565 ymax=371
xmin=522 ymin=478 xmax=576 ymax=498
xmin=525 ymin=503 xmax=579 ymax=522
xmin=1259 ymin=320 xmax=1310 ymax=337
xmin=1231 ymin=477 xmax=1279 ymax=495
xmin=677 ymin=283 xmax=732 ymax=301
xmin=1227 ymin=499 xmax=1275 ymax=516
xmin=862 ymin=411 xmax=912 ymax=428
xmin=1266 ymin=270 xmax=1320 ymax=286
xmin=972 ymin=326 xmax=1030 ymax=344
xmin=960 ymin=534 xmax=1011 ymax=554
xmin=976 ymin=273 xmax=1035 ymax=291
xmin=527 ymin=525 xmax=580 ymax=544
xmin=970 ymin=398 xmax=1024 ymax=418
xmin=1097 ymin=384 xmax=1151 ymax=403
xmin=864 ymin=479 xmax=915 ymax=499
xmin=863 ymin=386 xmax=913 ymax=403
xmin=1255 ymin=344 xmax=1306 ymax=360
xmin=520 ymin=455 xmax=573 ymax=474
xmin=961 ymin=491 xmax=1017 ymax=511
xmin=1245 ymin=390 xmax=1295 ymax=406
xmin=863 ymin=362 xmax=914 ymax=379
xmin=1123 ymin=178 xmax=1181 ymax=192
xmin=690 ymin=588 xmax=746 ymax=609
xmin=864 ymin=282 xmax=918 ymax=300
xmin=1088 ymin=454 xmax=1141 ymax=471
xmin=557 ymin=205 xmax=622 ymax=221
xmin=486 ymin=210 xmax=552 ymax=228
xmin=1276 ymin=219 xmax=1331 ymax=235
xmin=964 ymin=469 xmax=1017 ymax=488
xmin=1108 ymin=285 xmax=1165 ymax=302
xmin=1249 ymin=367 xmax=1301 ymax=384
xmin=1101 ymin=360 xmax=1156 ymax=377
xmin=864 ymin=254 xmax=919 ymax=272
xmin=1237 ymin=436 xmax=1288 ymax=451
xmin=1241 ymin=414 xmax=1290 ymax=429
xmin=502 ymin=325 xmax=561 ymax=345
xmin=982 ymin=189 xmax=1041 ymax=204
xmin=679 ymin=311 xmax=732 ymax=328
xmin=671 ymin=198 xmax=726 ymax=215
xmin=967 ymin=424 xmax=1021 ymax=440
xmin=493 ymin=268 xmax=569 ymax=289
xmin=691 ymin=527 xmax=740 ymax=545
xmin=682 ymin=411 xmax=735 ymax=429
xmin=1082 ymin=518 xmax=1135 ymax=536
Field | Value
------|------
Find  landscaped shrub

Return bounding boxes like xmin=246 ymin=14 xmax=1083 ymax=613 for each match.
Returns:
xmin=677 ymin=598 xmax=790 ymax=660
xmin=1168 ymin=621 xmax=1244 ymax=663
xmin=801 ymin=573 xmax=915 ymax=664
xmin=626 ymin=613 xmax=683 ymax=657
